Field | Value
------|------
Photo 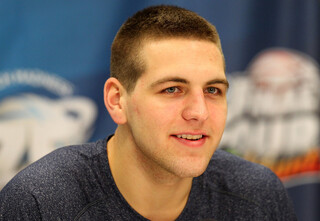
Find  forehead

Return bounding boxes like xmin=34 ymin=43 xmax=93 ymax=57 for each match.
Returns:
xmin=137 ymin=38 xmax=225 ymax=84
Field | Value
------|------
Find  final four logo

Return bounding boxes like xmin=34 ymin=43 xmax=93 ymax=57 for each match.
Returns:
xmin=221 ymin=48 xmax=320 ymax=186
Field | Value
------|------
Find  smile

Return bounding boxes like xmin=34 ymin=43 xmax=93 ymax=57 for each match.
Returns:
xmin=175 ymin=134 xmax=203 ymax=140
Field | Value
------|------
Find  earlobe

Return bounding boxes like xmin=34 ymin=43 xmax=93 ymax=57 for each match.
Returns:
xmin=104 ymin=77 xmax=127 ymax=124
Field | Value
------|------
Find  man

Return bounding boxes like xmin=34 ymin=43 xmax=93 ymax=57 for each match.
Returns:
xmin=0 ymin=5 xmax=296 ymax=220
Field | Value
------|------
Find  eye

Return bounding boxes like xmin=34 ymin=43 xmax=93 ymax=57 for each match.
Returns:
xmin=163 ymin=87 xmax=180 ymax=94
xmin=206 ymin=87 xmax=219 ymax=94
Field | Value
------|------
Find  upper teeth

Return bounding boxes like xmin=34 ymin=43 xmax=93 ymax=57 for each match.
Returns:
xmin=176 ymin=134 xmax=203 ymax=140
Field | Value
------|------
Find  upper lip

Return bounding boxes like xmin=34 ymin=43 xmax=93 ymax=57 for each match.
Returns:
xmin=172 ymin=132 xmax=208 ymax=137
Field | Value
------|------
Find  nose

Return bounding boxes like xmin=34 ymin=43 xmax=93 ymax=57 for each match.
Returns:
xmin=182 ymin=91 xmax=209 ymax=122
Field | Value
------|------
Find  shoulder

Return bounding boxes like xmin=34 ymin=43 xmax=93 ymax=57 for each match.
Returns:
xmin=208 ymin=149 xmax=276 ymax=181
xmin=206 ymin=149 xmax=283 ymax=195
xmin=0 ymin=138 xmax=110 ymax=219
xmin=201 ymin=149 xmax=297 ymax=220
xmin=12 ymin=139 xmax=107 ymax=185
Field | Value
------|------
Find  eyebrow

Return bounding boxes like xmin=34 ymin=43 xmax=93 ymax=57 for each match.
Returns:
xmin=150 ymin=77 xmax=188 ymax=88
xmin=207 ymin=79 xmax=230 ymax=89
xmin=150 ymin=77 xmax=229 ymax=89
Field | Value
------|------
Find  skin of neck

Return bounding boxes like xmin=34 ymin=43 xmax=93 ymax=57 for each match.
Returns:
xmin=107 ymin=126 xmax=193 ymax=221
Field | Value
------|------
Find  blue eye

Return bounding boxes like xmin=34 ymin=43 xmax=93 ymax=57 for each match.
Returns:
xmin=165 ymin=87 xmax=178 ymax=93
xmin=207 ymin=87 xmax=218 ymax=94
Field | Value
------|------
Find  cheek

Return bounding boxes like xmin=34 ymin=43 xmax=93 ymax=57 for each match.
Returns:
xmin=132 ymin=98 xmax=181 ymax=127
xmin=209 ymin=103 xmax=228 ymax=126
xmin=131 ymin=99 xmax=140 ymax=115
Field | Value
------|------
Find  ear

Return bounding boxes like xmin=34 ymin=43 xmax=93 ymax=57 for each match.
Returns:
xmin=104 ymin=77 xmax=127 ymax=124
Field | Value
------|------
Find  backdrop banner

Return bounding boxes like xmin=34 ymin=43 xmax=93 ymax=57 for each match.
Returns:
xmin=0 ymin=1 xmax=319 ymax=220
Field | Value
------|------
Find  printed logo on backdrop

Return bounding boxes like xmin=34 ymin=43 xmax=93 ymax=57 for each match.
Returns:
xmin=220 ymin=48 xmax=320 ymax=187
xmin=0 ymin=69 xmax=97 ymax=188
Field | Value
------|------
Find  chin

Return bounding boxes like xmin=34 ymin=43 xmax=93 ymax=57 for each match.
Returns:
xmin=173 ymin=161 xmax=209 ymax=178
xmin=176 ymin=169 xmax=206 ymax=178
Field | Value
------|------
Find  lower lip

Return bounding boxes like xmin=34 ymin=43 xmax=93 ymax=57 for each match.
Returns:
xmin=171 ymin=136 xmax=207 ymax=148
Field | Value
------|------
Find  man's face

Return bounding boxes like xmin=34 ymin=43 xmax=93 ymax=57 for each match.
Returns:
xmin=123 ymin=38 xmax=228 ymax=178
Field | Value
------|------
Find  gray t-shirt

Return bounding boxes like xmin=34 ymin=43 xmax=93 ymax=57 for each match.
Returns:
xmin=0 ymin=137 xmax=297 ymax=220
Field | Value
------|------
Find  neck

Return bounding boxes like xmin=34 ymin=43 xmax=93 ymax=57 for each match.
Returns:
xmin=107 ymin=128 xmax=193 ymax=221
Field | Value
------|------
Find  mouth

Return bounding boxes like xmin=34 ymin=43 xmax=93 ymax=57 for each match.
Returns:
xmin=171 ymin=133 xmax=207 ymax=148
xmin=175 ymin=134 xmax=204 ymax=141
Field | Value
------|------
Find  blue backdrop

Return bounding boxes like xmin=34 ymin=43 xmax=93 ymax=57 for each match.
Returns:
xmin=0 ymin=1 xmax=319 ymax=220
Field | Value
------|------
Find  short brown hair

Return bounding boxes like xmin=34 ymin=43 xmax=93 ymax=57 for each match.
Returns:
xmin=110 ymin=5 xmax=224 ymax=92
